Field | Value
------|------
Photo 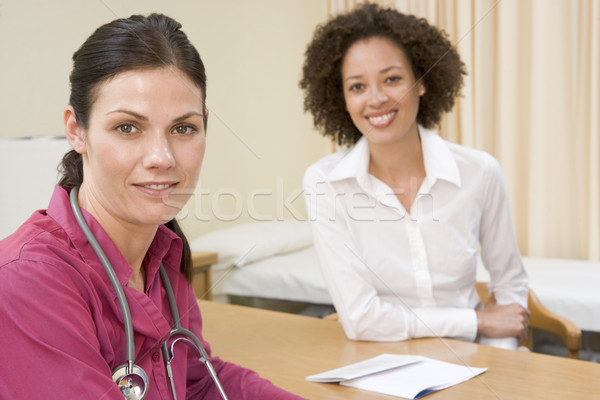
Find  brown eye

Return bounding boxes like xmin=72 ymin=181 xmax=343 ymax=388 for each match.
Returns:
xmin=348 ymin=83 xmax=365 ymax=92
xmin=116 ymin=123 xmax=138 ymax=134
xmin=173 ymin=125 xmax=196 ymax=135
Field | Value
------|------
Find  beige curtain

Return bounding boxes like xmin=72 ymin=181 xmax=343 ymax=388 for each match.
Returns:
xmin=327 ymin=0 xmax=600 ymax=260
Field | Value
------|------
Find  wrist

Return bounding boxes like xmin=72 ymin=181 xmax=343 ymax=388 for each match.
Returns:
xmin=476 ymin=310 xmax=486 ymax=335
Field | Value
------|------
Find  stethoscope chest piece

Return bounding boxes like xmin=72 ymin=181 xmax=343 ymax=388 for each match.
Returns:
xmin=112 ymin=364 xmax=149 ymax=400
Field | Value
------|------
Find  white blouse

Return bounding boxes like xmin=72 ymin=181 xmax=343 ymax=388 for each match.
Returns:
xmin=303 ymin=127 xmax=528 ymax=348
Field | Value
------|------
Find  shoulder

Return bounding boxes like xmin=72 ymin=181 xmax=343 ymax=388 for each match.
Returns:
xmin=444 ymin=140 xmax=500 ymax=171
xmin=421 ymin=129 xmax=504 ymax=191
xmin=303 ymin=147 xmax=352 ymax=187
xmin=0 ymin=213 xmax=95 ymax=298
xmin=438 ymin=141 xmax=509 ymax=203
xmin=1 ymin=211 xmax=72 ymax=266
xmin=305 ymin=147 xmax=352 ymax=176
xmin=439 ymin=140 xmax=504 ymax=187
xmin=420 ymin=128 xmax=501 ymax=178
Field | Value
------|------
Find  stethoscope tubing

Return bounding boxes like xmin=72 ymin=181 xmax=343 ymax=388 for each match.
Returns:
xmin=70 ymin=186 xmax=228 ymax=399
xmin=70 ymin=187 xmax=136 ymax=365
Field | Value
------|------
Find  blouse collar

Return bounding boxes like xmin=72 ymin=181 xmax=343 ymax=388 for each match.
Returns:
xmin=326 ymin=126 xmax=462 ymax=189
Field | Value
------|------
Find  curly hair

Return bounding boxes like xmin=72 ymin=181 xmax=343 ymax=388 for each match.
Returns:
xmin=299 ymin=3 xmax=466 ymax=146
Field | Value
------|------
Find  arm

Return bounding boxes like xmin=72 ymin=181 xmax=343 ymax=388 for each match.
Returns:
xmin=303 ymin=166 xmax=477 ymax=342
xmin=477 ymin=156 xmax=530 ymax=344
xmin=0 ymin=260 xmax=124 ymax=399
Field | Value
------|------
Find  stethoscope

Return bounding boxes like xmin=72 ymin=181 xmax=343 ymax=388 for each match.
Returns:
xmin=69 ymin=187 xmax=228 ymax=400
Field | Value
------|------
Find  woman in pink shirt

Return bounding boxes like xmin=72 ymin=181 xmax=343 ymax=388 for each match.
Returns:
xmin=0 ymin=14 xmax=305 ymax=400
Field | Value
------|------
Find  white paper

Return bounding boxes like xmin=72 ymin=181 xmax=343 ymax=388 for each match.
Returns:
xmin=306 ymin=353 xmax=487 ymax=399
xmin=306 ymin=354 xmax=423 ymax=382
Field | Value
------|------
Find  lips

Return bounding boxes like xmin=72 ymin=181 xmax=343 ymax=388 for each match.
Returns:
xmin=366 ymin=111 xmax=396 ymax=127
xmin=142 ymin=183 xmax=173 ymax=190
xmin=134 ymin=182 xmax=179 ymax=197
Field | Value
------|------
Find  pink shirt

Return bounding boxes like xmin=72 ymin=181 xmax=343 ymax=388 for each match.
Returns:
xmin=0 ymin=186 xmax=305 ymax=400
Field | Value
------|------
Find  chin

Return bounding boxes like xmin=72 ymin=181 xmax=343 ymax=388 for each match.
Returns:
xmin=159 ymin=212 xmax=181 ymax=224
xmin=139 ymin=207 xmax=182 ymax=226
xmin=365 ymin=133 xmax=400 ymax=146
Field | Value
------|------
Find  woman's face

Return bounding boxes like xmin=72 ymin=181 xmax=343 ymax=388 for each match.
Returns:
xmin=66 ymin=67 xmax=206 ymax=228
xmin=341 ymin=36 xmax=424 ymax=146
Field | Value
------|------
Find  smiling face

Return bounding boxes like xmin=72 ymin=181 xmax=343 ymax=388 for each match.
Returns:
xmin=65 ymin=67 xmax=206 ymax=230
xmin=341 ymin=36 xmax=425 ymax=147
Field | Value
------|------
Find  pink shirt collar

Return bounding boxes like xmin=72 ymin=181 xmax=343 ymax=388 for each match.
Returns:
xmin=46 ymin=185 xmax=182 ymax=290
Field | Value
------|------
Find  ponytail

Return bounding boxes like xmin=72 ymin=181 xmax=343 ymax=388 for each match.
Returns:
xmin=58 ymin=150 xmax=83 ymax=187
xmin=165 ymin=219 xmax=194 ymax=282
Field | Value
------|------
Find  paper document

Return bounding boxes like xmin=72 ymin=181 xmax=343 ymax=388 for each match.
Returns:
xmin=306 ymin=353 xmax=487 ymax=399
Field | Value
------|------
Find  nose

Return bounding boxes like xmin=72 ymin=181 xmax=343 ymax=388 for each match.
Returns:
xmin=368 ymin=87 xmax=389 ymax=106
xmin=143 ymin=133 xmax=176 ymax=170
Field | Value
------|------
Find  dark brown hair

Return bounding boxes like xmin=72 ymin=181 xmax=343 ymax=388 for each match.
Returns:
xmin=59 ymin=14 xmax=207 ymax=281
xmin=299 ymin=3 xmax=466 ymax=146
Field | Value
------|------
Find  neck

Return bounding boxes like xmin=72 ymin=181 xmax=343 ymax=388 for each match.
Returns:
xmin=77 ymin=184 xmax=157 ymax=290
xmin=368 ymin=127 xmax=424 ymax=181
xmin=367 ymin=127 xmax=426 ymax=214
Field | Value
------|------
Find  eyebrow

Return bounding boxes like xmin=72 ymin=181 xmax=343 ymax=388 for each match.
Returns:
xmin=344 ymin=64 xmax=406 ymax=82
xmin=106 ymin=109 xmax=204 ymax=122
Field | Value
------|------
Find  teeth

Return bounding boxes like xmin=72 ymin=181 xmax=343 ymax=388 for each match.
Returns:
xmin=144 ymin=184 xmax=171 ymax=190
xmin=368 ymin=111 xmax=395 ymax=124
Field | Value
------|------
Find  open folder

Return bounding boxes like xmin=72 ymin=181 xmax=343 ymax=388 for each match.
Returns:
xmin=306 ymin=353 xmax=487 ymax=399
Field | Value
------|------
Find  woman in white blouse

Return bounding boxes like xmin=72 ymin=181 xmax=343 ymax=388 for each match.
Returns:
xmin=300 ymin=3 xmax=530 ymax=349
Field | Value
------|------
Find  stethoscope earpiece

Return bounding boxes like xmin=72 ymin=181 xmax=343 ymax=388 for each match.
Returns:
xmin=112 ymin=364 xmax=149 ymax=400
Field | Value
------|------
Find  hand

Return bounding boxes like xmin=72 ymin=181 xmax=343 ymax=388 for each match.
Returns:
xmin=476 ymin=294 xmax=531 ymax=343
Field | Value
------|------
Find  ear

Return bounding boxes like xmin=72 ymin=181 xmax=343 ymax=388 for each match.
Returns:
xmin=64 ymin=106 xmax=87 ymax=154
xmin=418 ymin=82 xmax=426 ymax=96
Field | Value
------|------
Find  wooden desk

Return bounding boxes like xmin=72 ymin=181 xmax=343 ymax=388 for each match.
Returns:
xmin=199 ymin=300 xmax=600 ymax=400
xmin=191 ymin=252 xmax=218 ymax=300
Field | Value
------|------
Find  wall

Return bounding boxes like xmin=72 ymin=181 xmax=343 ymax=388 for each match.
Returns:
xmin=0 ymin=0 xmax=332 ymax=239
